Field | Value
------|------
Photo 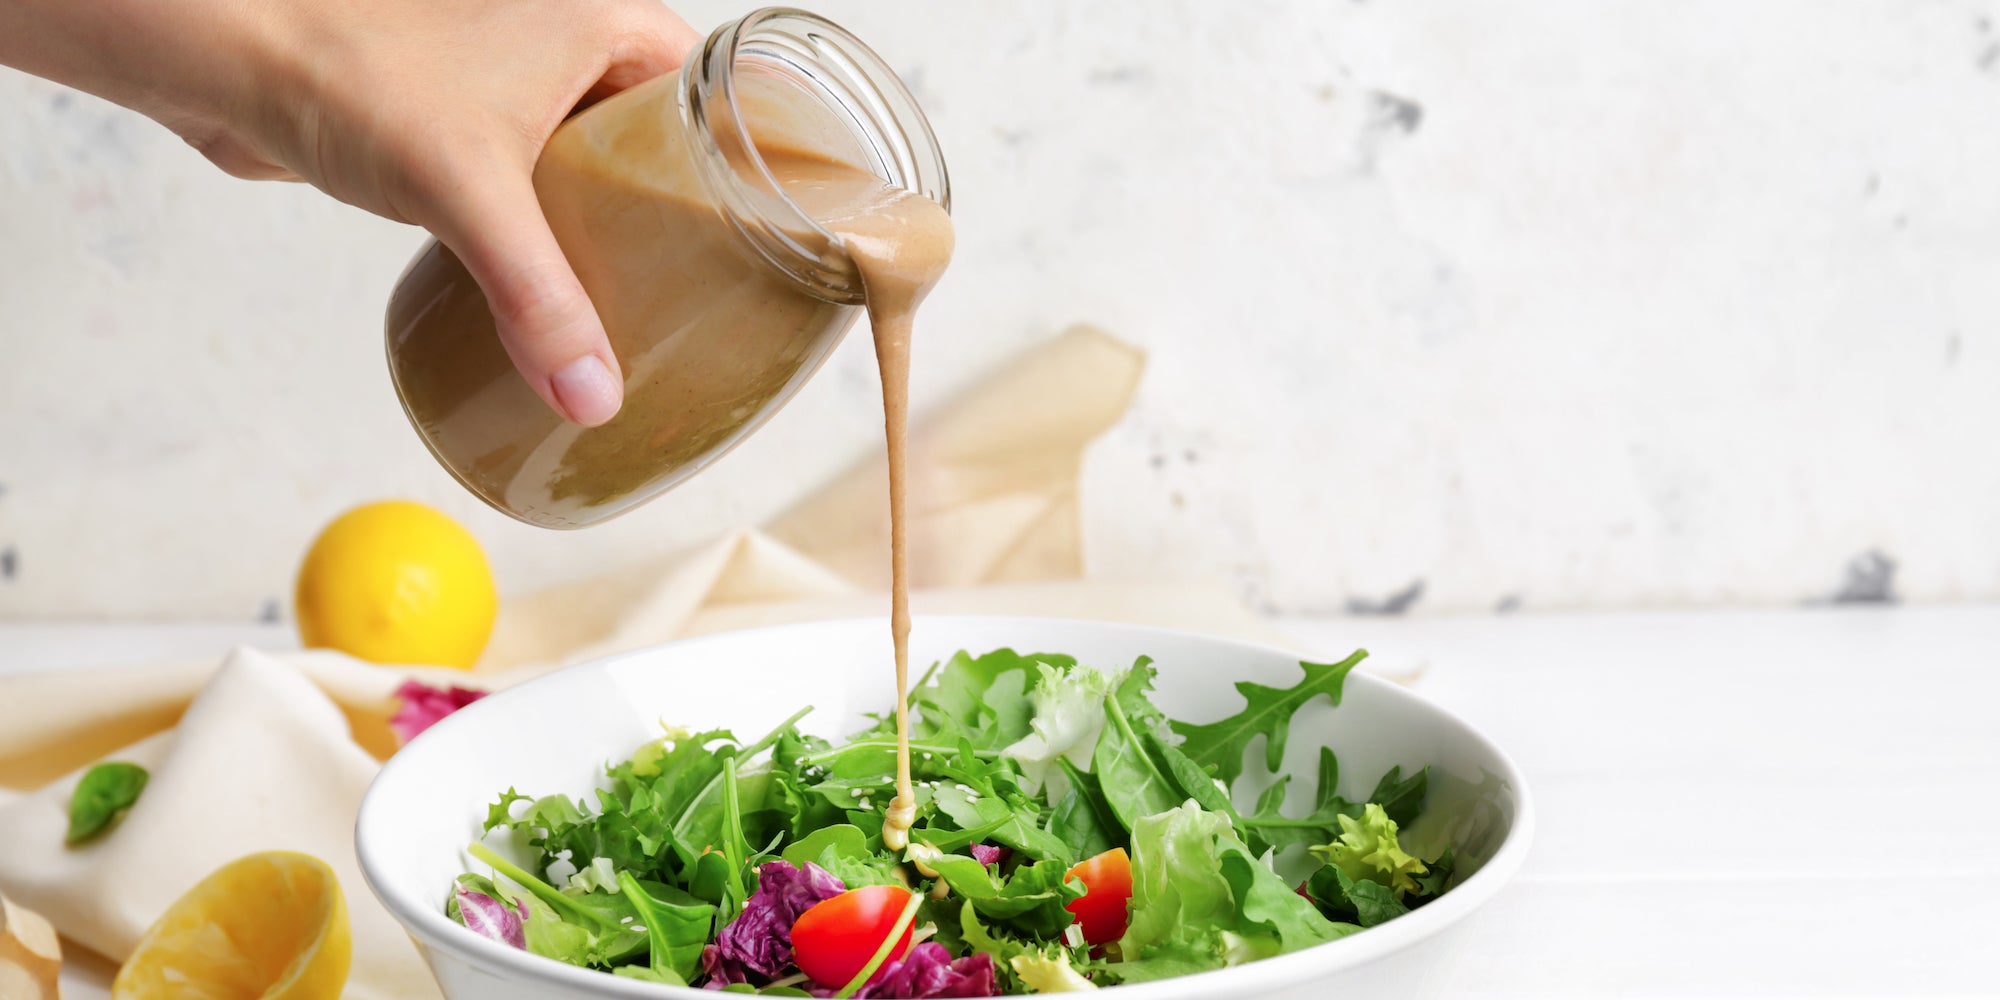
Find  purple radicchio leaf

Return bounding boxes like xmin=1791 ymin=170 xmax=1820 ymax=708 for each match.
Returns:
xmin=701 ymin=860 xmax=846 ymax=985
xmin=391 ymin=680 xmax=487 ymax=744
xmin=454 ymin=886 xmax=526 ymax=950
xmin=967 ymin=844 xmax=1009 ymax=868
xmin=838 ymin=944 xmax=998 ymax=999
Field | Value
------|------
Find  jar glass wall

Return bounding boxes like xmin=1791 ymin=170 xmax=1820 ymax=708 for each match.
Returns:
xmin=384 ymin=8 xmax=949 ymax=528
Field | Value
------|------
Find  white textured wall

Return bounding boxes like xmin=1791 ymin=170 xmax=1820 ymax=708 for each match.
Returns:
xmin=3 ymin=0 xmax=1998 ymax=621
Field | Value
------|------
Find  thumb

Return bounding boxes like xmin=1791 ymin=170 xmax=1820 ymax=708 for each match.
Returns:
xmin=429 ymin=173 xmax=623 ymax=427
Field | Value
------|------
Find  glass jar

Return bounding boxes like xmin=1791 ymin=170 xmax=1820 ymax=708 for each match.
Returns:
xmin=384 ymin=8 xmax=950 ymax=528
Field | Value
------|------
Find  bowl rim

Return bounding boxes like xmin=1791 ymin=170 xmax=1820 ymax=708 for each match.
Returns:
xmin=357 ymin=614 xmax=1537 ymax=997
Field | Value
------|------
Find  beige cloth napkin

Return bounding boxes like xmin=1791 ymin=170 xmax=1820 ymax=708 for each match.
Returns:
xmin=0 ymin=325 xmax=1287 ymax=997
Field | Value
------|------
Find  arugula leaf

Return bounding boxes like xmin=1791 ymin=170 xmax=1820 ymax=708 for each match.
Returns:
xmin=1240 ymin=747 xmax=1362 ymax=855
xmin=1168 ymin=651 xmax=1367 ymax=786
xmin=711 ymin=756 xmax=755 ymax=920
xmin=66 ymin=761 xmax=148 ymax=845
xmin=1366 ymin=764 xmax=1429 ymax=827
xmin=483 ymin=788 xmax=532 ymax=830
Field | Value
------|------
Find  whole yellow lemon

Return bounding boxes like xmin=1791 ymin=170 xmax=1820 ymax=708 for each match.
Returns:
xmin=294 ymin=500 xmax=496 ymax=669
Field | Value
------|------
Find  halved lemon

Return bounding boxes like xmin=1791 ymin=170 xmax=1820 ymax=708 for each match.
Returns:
xmin=112 ymin=851 xmax=350 ymax=1000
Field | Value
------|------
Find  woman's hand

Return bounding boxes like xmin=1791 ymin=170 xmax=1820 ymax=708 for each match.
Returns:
xmin=0 ymin=0 xmax=702 ymax=425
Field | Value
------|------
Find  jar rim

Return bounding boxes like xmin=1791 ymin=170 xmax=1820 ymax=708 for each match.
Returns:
xmin=681 ymin=7 xmax=952 ymax=304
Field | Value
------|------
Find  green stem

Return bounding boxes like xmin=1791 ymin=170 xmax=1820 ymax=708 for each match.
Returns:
xmin=914 ymin=814 xmax=1009 ymax=853
xmin=1104 ymin=694 xmax=1174 ymax=794
xmin=798 ymin=740 xmax=997 ymax=766
xmin=744 ymin=705 xmax=816 ymax=759
xmin=833 ymin=891 xmax=925 ymax=999
xmin=467 ymin=842 xmax=611 ymax=929
xmin=720 ymin=756 xmax=748 ymax=916
xmin=671 ymin=706 xmax=813 ymax=841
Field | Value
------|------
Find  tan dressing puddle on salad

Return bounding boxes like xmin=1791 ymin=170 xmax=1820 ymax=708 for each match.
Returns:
xmin=771 ymin=154 xmax=955 ymax=851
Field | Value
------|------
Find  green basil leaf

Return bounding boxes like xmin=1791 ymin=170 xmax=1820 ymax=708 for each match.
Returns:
xmin=66 ymin=761 xmax=148 ymax=845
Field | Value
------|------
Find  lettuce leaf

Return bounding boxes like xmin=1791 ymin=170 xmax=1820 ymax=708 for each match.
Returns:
xmin=1312 ymin=803 xmax=1427 ymax=895
xmin=1116 ymin=802 xmax=1351 ymax=980
xmin=1000 ymin=661 xmax=1124 ymax=796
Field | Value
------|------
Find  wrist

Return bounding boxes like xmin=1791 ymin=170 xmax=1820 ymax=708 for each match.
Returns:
xmin=0 ymin=0 xmax=287 ymax=160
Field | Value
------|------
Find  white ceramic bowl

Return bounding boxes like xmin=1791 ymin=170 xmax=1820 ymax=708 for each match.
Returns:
xmin=357 ymin=617 xmax=1533 ymax=1000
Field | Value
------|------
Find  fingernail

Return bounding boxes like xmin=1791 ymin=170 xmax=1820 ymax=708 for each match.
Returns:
xmin=551 ymin=355 xmax=622 ymax=427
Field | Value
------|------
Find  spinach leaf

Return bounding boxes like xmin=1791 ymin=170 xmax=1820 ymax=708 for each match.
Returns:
xmin=1409 ymin=849 xmax=1455 ymax=902
xmin=926 ymin=854 xmax=1082 ymax=938
xmin=780 ymin=823 xmax=898 ymax=888
xmin=1045 ymin=758 xmax=1119 ymax=859
xmin=1145 ymin=732 xmax=1236 ymax=818
xmin=1092 ymin=666 xmax=1182 ymax=830
xmin=617 ymin=870 xmax=715 ymax=983
xmin=1306 ymin=865 xmax=1408 ymax=927
xmin=66 ymin=761 xmax=148 ymax=845
xmin=931 ymin=782 xmax=1072 ymax=865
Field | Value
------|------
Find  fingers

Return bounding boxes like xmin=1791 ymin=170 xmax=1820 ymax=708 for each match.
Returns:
xmin=594 ymin=2 xmax=704 ymax=94
xmin=428 ymin=170 xmax=624 ymax=427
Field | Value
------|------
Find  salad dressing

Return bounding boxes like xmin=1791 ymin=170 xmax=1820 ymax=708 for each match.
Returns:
xmin=771 ymin=155 xmax=954 ymax=851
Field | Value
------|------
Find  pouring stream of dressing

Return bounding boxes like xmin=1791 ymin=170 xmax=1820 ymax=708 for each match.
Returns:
xmin=770 ymin=152 xmax=955 ymax=850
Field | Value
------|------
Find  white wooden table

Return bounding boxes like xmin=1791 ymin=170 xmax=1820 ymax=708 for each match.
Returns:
xmin=7 ymin=606 xmax=1998 ymax=997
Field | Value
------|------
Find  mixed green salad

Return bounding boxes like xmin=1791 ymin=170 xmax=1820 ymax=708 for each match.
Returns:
xmin=448 ymin=648 xmax=1454 ymax=996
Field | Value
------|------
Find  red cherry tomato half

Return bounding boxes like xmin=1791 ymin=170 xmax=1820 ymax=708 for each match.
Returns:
xmin=1064 ymin=847 xmax=1133 ymax=945
xmin=790 ymin=884 xmax=916 ymax=988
